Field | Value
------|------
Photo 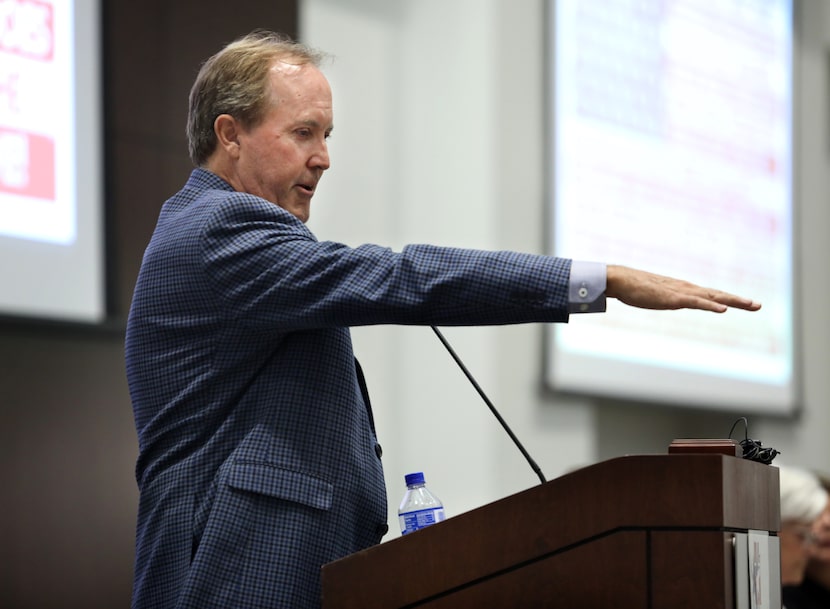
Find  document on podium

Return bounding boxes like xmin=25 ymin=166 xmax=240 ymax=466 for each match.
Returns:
xmin=747 ymin=530 xmax=781 ymax=609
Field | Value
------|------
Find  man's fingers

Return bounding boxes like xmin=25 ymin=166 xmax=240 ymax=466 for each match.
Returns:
xmin=704 ymin=289 xmax=762 ymax=311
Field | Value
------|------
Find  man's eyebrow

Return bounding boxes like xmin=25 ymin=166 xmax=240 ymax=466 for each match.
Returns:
xmin=296 ymin=119 xmax=334 ymax=132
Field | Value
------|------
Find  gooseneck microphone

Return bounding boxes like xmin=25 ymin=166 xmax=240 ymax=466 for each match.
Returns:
xmin=430 ymin=326 xmax=547 ymax=484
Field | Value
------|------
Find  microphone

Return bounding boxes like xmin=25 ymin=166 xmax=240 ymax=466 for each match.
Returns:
xmin=430 ymin=326 xmax=547 ymax=484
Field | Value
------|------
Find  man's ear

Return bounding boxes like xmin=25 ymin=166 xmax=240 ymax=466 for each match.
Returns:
xmin=214 ymin=114 xmax=241 ymax=158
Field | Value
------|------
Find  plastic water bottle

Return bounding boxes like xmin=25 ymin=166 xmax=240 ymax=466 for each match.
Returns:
xmin=398 ymin=471 xmax=445 ymax=535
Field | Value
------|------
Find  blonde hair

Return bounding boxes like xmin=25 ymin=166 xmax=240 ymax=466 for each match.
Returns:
xmin=186 ymin=30 xmax=327 ymax=165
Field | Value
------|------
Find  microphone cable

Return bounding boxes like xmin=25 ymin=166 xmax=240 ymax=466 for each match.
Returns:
xmin=430 ymin=326 xmax=547 ymax=484
xmin=728 ymin=416 xmax=780 ymax=465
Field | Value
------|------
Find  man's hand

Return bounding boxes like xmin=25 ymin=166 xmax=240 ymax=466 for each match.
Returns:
xmin=606 ymin=265 xmax=762 ymax=313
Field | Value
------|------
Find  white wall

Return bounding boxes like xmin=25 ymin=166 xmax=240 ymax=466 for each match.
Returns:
xmin=300 ymin=0 xmax=830 ymax=540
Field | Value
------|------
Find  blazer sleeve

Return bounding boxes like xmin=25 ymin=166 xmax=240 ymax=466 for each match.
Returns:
xmin=200 ymin=192 xmax=572 ymax=330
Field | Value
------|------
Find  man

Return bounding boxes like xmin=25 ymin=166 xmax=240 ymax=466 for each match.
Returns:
xmin=783 ymin=473 xmax=830 ymax=608
xmin=777 ymin=466 xmax=829 ymax=589
xmin=125 ymin=31 xmax=761 ymax=609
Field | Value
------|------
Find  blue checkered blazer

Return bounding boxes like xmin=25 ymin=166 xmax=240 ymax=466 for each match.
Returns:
xmin=125 ymin=168 xmax=572 ymax=608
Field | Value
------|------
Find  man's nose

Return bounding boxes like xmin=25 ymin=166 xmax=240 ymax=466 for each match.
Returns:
xmin=311 ymin=141 xmax=330 ymax=170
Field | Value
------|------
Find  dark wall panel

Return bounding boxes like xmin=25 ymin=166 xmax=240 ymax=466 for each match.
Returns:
xmin=107 ymin=0 xmax=300 ymax=315
xmin=0 ymin=2 xmax=298 ymax=607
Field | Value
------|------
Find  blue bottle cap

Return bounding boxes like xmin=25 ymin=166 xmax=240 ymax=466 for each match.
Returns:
xmin=404 ymin=472 xmax=425 ymax=486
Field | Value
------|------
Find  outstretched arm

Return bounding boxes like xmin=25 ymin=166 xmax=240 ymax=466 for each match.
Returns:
xmin=606 ymin=265 xmax=762 ymax=313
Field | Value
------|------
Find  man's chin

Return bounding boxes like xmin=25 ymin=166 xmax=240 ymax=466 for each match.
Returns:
xmin=277 ymin=201 xmax=310 ymax=223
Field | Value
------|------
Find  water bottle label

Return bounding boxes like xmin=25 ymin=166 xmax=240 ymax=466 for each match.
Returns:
xmin=399 ymin=507 xmax=445 ymax=535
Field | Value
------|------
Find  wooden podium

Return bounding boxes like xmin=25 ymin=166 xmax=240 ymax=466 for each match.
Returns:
xmin=322 ymin=445 xmax=780 ymax=609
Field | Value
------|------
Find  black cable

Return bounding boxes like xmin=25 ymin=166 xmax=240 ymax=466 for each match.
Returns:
xmin=430 ymin=326 xmax=547 ymax=484
xmin=729 ymin=416 xmax=779 ymax=465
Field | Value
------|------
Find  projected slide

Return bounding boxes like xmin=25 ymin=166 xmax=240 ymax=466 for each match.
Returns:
xmin=548 ymin=0 xmax=795 ymax=413
xmin=0 ymin=0 xmax=75 ymax=244
xmin=0 ymin=0 xmax=104 ymax=323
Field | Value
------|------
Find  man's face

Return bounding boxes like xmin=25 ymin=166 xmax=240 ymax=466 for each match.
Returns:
xmin=809 ymin=499 xmax=830 ymax=562
xmin=232 ymin=62 xmax=333 ymax=222
xmin=779 ymin=521 xmax=815 ymax=586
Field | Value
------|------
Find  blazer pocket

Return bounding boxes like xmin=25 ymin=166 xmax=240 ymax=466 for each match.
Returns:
xmin=227 ymin=461 xmax=333 ymax=511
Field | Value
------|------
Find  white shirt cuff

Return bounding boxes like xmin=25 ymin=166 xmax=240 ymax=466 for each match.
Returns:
xmin=568 ymin=260 xmax=607 ymax=313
